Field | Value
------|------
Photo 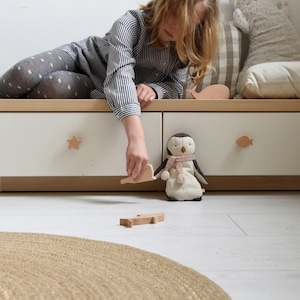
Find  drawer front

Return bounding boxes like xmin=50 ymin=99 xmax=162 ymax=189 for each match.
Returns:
xmin=0 ymin=112 xmax=162 ymax=176
xmin=163 ymin=113 xmax=300 ymax=175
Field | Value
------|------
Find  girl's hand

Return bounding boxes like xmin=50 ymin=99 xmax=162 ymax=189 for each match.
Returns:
xmin=122 ymin=115 xmax=149 ymax=182
xmin=136 ymin=84 xmax=156 ymax=108
xmin=126 ymin=135 xmax=148 ymax=182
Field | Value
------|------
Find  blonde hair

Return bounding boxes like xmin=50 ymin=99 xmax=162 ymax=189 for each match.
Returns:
xmin=141 ymin=0 xmax=219 ymax=84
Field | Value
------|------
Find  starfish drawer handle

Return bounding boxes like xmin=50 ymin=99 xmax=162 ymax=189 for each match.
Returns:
xmin=67 ymin=135 xmax=82 ymax=150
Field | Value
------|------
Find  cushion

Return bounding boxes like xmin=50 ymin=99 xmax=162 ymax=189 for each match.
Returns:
xmin=271 ymin=0 xmax=291 ymax=18
xmin=184 ymin=21 xmax=242 ymax=99
xmin=218 ymin=0 xmax=235 ymax=22
xmin=230 ymin=0 xmax=300 ymax=98
xmin=242 ymin=61 xmax=300 ymax=98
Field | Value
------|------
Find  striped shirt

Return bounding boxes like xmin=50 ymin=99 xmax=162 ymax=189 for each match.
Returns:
xmin=60 ymin=9 xmax=187 ymax=120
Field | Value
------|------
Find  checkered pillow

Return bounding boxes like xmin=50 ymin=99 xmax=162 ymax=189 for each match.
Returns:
xmin=184 ymin=21 xmax=242 ymax=98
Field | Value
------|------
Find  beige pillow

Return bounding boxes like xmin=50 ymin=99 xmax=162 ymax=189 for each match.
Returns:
xmin=230 ymin=0 xmax=300 ymax=98
xmin=242 ymin=62 xmax=300 ymax=98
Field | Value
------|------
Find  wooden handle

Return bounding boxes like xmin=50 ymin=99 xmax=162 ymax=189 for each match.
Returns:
xmin=236 ymin=135 xmax=253 ymax=148
xmin=67 ymin=135 xmax=82 ymax=150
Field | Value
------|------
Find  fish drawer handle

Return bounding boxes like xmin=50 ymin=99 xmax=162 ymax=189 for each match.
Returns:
xmin=67 ymin=135 xmax=82 ymax=150
xmin=236 ymin=135 xmax=253 ymax=148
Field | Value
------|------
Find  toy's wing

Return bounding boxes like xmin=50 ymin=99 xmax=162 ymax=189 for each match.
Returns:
xmin=154 ymin=159 xmax=168 ymax=178
xmin=193 ymin=160 xmax=208 ymax=185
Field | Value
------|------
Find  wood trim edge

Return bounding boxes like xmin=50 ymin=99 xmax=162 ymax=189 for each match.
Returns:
xmin=1 ymin=99 xmax=300 ymax=112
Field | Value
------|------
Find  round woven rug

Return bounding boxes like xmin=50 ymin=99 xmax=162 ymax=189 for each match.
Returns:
xmin=0 ymin=232 xmax=230 ymax=299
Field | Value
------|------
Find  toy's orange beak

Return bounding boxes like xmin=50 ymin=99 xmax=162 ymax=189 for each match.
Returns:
xmin=181 ymin=146 xmax=186 ymax=153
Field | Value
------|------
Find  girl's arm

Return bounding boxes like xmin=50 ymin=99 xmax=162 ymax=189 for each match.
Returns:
xmin=147 ymin=67 xmax=188 ymax=99
xmin=122 ymin=115 xmax=149 ymax=182
xmin=104 ymin=11 xmax=143 ymax=121
xmin=104 ymin=11 xmax=149 ymax=179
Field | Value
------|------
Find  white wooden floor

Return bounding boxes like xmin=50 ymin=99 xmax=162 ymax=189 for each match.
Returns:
xmin=1 ymin=191 xmax=300 ymax=299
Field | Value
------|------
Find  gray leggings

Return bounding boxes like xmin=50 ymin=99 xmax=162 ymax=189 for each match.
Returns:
xmin=0 ymin=49 xmax=95 ymax=99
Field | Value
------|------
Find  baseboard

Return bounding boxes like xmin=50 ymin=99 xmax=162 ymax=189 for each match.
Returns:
xmin=0 ymin=176 xmax=299 ymax=192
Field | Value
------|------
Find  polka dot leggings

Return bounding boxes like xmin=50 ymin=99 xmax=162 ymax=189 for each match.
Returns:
xmin=0 ymin=49 xmax=95 ymax=99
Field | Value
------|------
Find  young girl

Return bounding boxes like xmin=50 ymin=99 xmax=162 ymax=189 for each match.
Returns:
xmin=0 ymin=0 xmax=219 ymax=182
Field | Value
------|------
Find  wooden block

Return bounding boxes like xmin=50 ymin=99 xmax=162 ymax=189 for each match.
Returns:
xmin=120 ymin=164 xmax=156 ymax=184
xmin=120 ymin=212 xmax=165 ymax=228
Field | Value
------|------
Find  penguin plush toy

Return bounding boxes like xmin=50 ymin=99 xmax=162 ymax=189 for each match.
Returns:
xmin=154 ymin=133 xmax=208 ymax=201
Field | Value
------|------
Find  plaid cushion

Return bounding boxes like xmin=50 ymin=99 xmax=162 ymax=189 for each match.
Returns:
xmin=184 ymin=22 xmax=242 ymax=98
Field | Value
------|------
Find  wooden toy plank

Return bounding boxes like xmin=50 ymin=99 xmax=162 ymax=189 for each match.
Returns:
xmin=120 ymin=212 xmax=165 ymax=228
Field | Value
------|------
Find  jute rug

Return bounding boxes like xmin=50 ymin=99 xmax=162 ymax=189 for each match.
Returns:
xmin=0 ymin=232 xmax=231 ymax=299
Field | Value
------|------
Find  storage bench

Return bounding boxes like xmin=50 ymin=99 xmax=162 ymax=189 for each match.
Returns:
xmin=1 ymin=98 xmax=299 ymax=192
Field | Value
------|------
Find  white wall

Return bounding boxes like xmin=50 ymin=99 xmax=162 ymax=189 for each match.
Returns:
xmin=0 ymin=0 xmax=146 ymax=74
xmin=1 ymin=0 xmax=300 ymax=75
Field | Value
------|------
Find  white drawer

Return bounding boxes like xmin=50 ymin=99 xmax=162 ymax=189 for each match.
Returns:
xmin=0 ymin=112 xmax=162 ymax=176
xmin=163 ymin=113 xmax=300 ymax=176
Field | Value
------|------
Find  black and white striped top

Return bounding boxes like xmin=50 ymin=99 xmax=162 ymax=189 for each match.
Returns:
xmin=60 ymin=9 xmax=187 ymax=120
